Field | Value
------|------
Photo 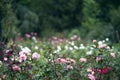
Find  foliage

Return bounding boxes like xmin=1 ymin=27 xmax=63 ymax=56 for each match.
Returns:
xmin=0 ymin=1 xmax=18 ymax=40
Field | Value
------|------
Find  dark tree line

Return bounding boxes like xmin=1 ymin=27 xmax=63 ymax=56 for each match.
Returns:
xmin=0 ymin=0 xmax=120 ymax=42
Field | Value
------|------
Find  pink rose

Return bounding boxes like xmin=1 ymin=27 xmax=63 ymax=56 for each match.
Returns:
xmin=4 ymin=57 xmax=8 ymax=61
xmin=96 ymin=57 xmax=102 ymax=61
xmin=98 ymin=44 xmax=107 ymax=49
xmin=88 ymin=74 xmax=96 ymax=80
xmin=80 ymin=58 xmax=87 ymax=62
xmin=12 ymin=65 xmax=21 ymax=71
xmin=93 ymin=40 xmax=97 ymax=43
xmin=55 ymin=58 xmax=67 ymax=63
xmin=19 ymin=54 xmax=27 ymax=62
xmin=55 ymin=58 xmax=76 ymax=64
xmin=110 ymin=53 xmax=115 ymax=58
xmin=32 ymin=52 xmax=40 ymax=60
xmin=25 ymin=34 xmax=31 ymax=38
xmin=2 ymin=75 xmax=6 ymax=79
xmin=66 ymin=65 xmax=73 ymax=70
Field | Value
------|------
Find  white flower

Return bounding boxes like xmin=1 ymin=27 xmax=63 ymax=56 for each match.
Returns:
xmin=22 ymin=47 xmax=31 ymax=52
xmin=69 ymin=47 xmax=73 ymax=50
xmin=98 ymin=41 xmax=103 ymax=45
xmin=19 ymin=45 xmax=23 ymax=49
xmin=53 ymin=50 xmax=57 ymax=53
xmin=35 ymin=46 xmax=39 ymax=50
xmin=57 ymin=46 xmax=61 ymax=51
xmin=98 ymin=44 xmax=107 ymax=49
xmin=54 ymin=49 xmax=60 ymax=53
xmin=32 ymin=52 xmax=40 ymax=60
xmin=106 ymin=46 xmax=110 ymax=50
xmin=65 ymin=45 xmax=69 ymax=50
xmin=102 ymin=40 xmax=105 ymax=43
xmin=86 ymin=51 xmax=92 ymax=55
xmin=90 ymin=47 xmax=94 ymax=50
xmin=74 ymin=46 xmax=79 ymax=50
xmin=32 ymin=36 xmax=37 ymax=43
xmin=106 ymin=38 xmax=109 ymax=41
xmin=79 ymin=44 xmax=85 ymax=49
xmin=80 ymin=44 xmax=84 ymax=46
xmin=69 ymin=41 xmax=75 ymax=46
xmin=71 ymin=41 xmax=75 ymax=46
xmin=0 ymin=61 xmax=2 ymax=65
xmin=40 ymin=48 xmax=43 ymax=52
xmin=21 ymin=47 xmax=31 ymax=55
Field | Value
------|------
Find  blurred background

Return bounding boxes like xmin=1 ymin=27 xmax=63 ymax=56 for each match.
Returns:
xmin=0 ymin=0 xmax=120 ymax=42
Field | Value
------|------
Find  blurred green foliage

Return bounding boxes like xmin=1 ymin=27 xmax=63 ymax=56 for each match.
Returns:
xmin=0 ymin=0 xmax=120 ymax=42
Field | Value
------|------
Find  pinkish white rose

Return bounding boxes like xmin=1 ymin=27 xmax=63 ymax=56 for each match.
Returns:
xmin=25 ymin=34 xmax=31 ymax=38
xmin=19 ymin=54 xmax=27 ymax=62
xmin=66 ymin=65 xmax=73 ymax=70
xmin=4 ymin=57 xmax=8 ymax=61
xmin=88 ymin=74 xmax=96 ymax=80
xmin=93 ymin=40 xmax=97 ymax=43
xmin=98 ymin=44 xmax=107 ymax=49
xmin=2 ymin=75 xmax=6 ymax=79
xmin=96 ymin=57 xmax=102 ymax=61
xmin=80 ymin=58 xmax=87 ymax=62
xmin=32 ymin=52 xmax=40 ymax=60
xmin=110 ymin=53 xmax=115 ymax=58
xmin=55 ymin=58 xmax=76 ymax=64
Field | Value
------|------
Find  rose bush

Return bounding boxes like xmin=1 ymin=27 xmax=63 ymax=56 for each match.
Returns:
xmin=0 ymin=34 xmax=120 ymax=80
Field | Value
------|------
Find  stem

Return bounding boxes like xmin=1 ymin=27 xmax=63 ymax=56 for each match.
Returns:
xmin=53 ymin=53 xmax=58 ymax=80
xmin=99 ymin=74 xmax=102 ymax=80
xmin=116 ymin=30 xmax=120 ymax=43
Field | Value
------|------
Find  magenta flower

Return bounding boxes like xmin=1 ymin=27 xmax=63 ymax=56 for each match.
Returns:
xmin=5 ymin=49 xmax=12 ymax=56
xmin=32 ymin=52 xmax=40 ymax=60
xmin=17 ymin=36 xmax=23 ymax=41
xmin=97 ymin=67 xmax=112 ymax=74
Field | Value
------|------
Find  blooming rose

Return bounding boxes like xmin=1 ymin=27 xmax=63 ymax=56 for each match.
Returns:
xmin=97 ymin=67 xmax=112 ymax=74
xmin=88 ymin=74 xmax=96 ymax=80
xmin=19 ymin=54 xmax=27 ymax=62
xmin=32 ymin=52 xmax=40 ymax=60
xmin=96 ymin=57 xmax=102 ymax=61
xmin=25 ymin=34 xmax=31 ymax=38
xmin=55 ymin=58 xmax=76 ymax=64
xmin=66 ymin=65 xmax=73 ymax=70
xmin=12 ymin=65 xmax=21 ymax=71
xmin=4 ymin=57 xmax=8 ymax=61
xmin=80 ymin=58 xmax=87 ymax=62
xmin=2 ymin=75 xmax=6 ymax=79
xmin=93 ymin=40 xmax=97 ymax=43
xmin=110 ymin=53 xmax=115 ymax=58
